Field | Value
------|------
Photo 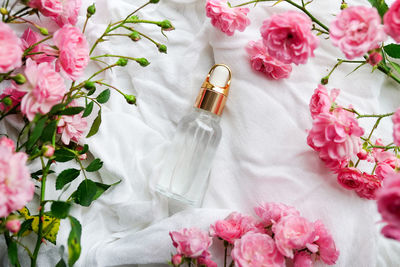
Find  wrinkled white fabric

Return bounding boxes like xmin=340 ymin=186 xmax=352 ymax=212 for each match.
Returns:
xmin=1 ymin=0 xmax=400 ymax=266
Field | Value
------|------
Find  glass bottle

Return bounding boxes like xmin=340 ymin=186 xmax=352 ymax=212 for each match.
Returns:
xmin=156 ymin=64 xmax=232 ymax=206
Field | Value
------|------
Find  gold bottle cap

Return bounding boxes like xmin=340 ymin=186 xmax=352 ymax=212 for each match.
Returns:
xmin=194 ymin=64 xmax=232 ymax=116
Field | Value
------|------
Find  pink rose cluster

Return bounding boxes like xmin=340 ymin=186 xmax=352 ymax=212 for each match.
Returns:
xmin=169 ymin=202 xmax=339 ymax=267
xmin=205 ymin=0 xmax=250 ymax=36
xmin=0 ymin=137 xmax=34 ymax=218
xmin=377 ymin=172 xmax=400 ymax=242
xmin=245 ymin=10 xmax=318 ymax=80
xmin=28 ymin=0 xmax=81 ymax=27
xmin=306 ymin=85 xmax=400 ymax=199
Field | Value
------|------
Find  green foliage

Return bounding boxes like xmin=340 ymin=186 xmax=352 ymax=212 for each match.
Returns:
xmin=384 ymin=44 xmax=400 ymax=58
xmin=368 ymin=0 xmax=388 ymax=18
xmin=57 ymin=107 xmax=85 ymax=116
xmin=75 ymin=179 xmax=98 ymax=207
xmin=68 ymin=216 xmax=82 ymax=267
xmin=51 ymin=201 xmax=72 ymax=219
xmin=17 ymin=218 xmax=34 ymax=237
xmin=86 ymin=158 xmax=103 ymax=172
xmin=54 ymin=149 xmax=76 ymax=162
xmin=26 ymin=116 xmax=47 ymax=150
xmin=40 ymin=120 xmax=58 ymax=143
xmin=96 ymin=89 xmax=111 ymax=104
xmin=7 ymin=237 xmax=19 ymax=266
xmin=82 ymin=101 xmax=94 ymax=118
xmin=56 ymin=168 xmax=81 ymax=190
xmin=86 ymin=110 xmax=102 ymax=138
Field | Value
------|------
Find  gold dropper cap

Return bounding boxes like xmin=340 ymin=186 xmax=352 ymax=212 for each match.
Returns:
xmin=194 ymin=64 xmax=232 ymax=116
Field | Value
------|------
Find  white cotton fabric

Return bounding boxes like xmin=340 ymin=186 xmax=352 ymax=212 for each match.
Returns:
xmin=1 ymin=0 xmax=400 ymax=266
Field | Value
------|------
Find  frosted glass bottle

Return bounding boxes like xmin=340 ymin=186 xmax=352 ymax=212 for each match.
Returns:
xmin=156 ymin=64 xmax=232 ymax=206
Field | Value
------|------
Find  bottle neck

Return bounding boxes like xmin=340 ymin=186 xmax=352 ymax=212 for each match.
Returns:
xmin=194 ymin=87 xmax=227 ymax=116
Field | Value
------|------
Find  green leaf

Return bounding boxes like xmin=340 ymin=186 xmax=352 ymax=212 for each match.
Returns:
xmin=17 ymin=218 xmax=34 ymax=237
xmin=40 ymin=120 xmax=58 ymax=143
xmin=78 ymin=144 xmax=89 ymax=155
xmin=56 ymin=168 xmax=80 ymax=190
xmin=54 ymin=149 xmax=76 ymax=162
xmin=30 ymin=214 xmax=60 ymax=244
xmin=368 ymin=0 xmax=388 ymax=18
xmin=55 ymin=258 xmax=67 ymax=267
xmin=93 ymin=180 xmax=121 ymax=200
xmin=96 ymin=89 xmax=110 ymax=104
xmin=26 ymin=116 xmax=47 ymax=150
xmin=82 ymin=101 xmax=94 ymax=118
xmin=51 ymin=201 xmax=72 ymax=219
xmin=384 ymin=44 xmax=400 ymax=58
xmin=86 ymin=158 xmax=103 ymax=172
xmin=390 ymin=61 xmax=400 ymax=74
xmin=75 ymin=179 xmax=97 ymax=207
xmin=57 ymin=106 xmax=85 ymax=116
xmin=49 ymin=103 xmax=68 ymax=115
xmin=68 ymin=216 xmax=82 ymax=267
xmin=7 ymin=237 xmax=19 ymax=266
xmin=31 ymin=169 xmax=55 ymax=180
xmin=86 ymin=110 xmax=102 ymax=138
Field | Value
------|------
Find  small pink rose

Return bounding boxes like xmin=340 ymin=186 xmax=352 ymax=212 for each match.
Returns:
xmin=392 ymin=107 xmax=400 ymax=146
xmin=314 ymin=220 xmax=339 ymax=265
xmin=384 ymin=0 xmax=400 ymax=43
xmin=330 ymin=6 xmax=386 ymax=59
xmin=367 ymin=52 xmax=383 ymax=66
xmin=381 ymin=224 xmax=400 ymax=241
xmin=43 ymin=145 xmax=55 ymax=158
xmin=254 ymin=202 xmax=300 ymax=226
xmin=6 ymin=219 xmax=21 ymax=233
xmin=0 ymin=22 xmax=23 ymax=73
xmin=309 ymin=84 xmax=339 ymax=119
xmin=337 ymin=167 xmax=364 ymax=191
xmin=293 ymin=251 xmax=313 ymax=267
xmin=260 ymin=11 xmax=319 ymax=65
xmin=377 ymin=173 xmax=400 ymax=226
xmin=375 ymin=163 xmax=395 ymax=180
xmin=231 ymin=232 xmax=285 ymax=267
xmin=169 ymin=228 xmax=212 ymax=258
xmin=171 ymin=254 xmax=182 ymax=266
xmin=356 ymin=173 xmax=381 ymax=200
xmin=205 ymin=0 xmax=250 ymax=36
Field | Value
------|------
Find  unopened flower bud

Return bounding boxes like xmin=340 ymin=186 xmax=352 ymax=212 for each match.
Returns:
xmin=321 ymin=76 xmax=329 ymax=85
xmin=159 ymin=20 xmax=174 ymax=31
xmin=128 ymin=15 xmax=139 ymax=22
xmin=116 ymin=58 xmax=128 ymax=66
xmin=340 ymin=3 xmax=348 ymax=10
xmin=0 ymin=7 xmax=8 ymax=15
xmin=129 ymin=31 xmax=141 ymax=41
xmin=357 ymin=149 xmax=368 ymax=160
xmin=84 ymin=81 xmax=96 ymax=90
xmin=12 ymin=74 xmax=26 ymax=85
xmin=150 ymin=0 xmax=160 ymax=3
xmin=124 ymin=94 xmax=136 ymax=105
xmin=158 ymin=44 xmax=167 ymax=53
xmin=6 ymin=219 xmax=21 ymax=234
xmin=171 ymin=254 xmax=182 ymax=266
xmin=2 ymin=97 xmax=12 ymax=106
xmin=87 ymin=3 xmax=96 ymax=16
xmin=43 ymin=145 xmax=55 ymax=158
xmin=367 ymin=52 xmax=383 ymax=66
xmin=78 ymin=153 xmax=87 ymax=160
xmin=39 ymin=27 xmax=49 ymax=36
xmin=136 ymin=58 xmax=150 ymax=67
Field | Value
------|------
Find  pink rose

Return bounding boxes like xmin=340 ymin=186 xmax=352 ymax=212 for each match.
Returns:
xmin=375 ymin=162 xmax=395 ymax=180
xmin=0 ymin=22 xmax=23 ymax=73
xmin=210 ymin=212 xmax=263 ymax=244
xmin=0 ymin=137 xmax=34 ymax=218
xmin=29 ymin=0 xmax=81 ymax=27
xmin=307 ymin=108 xmax=364 ymax=172
xmin=260 ymin=11 xmax=319 ymax=65
xmin=309 ymin=85 xmax=339 ymax=119
xmin=171 ymin=254 xmax=182 ymax=266
xmin=57 ymin=113 xmax=88 ymax=145
xmin=384 ymin=0 xmax=400 ymax=43
xmin=53 ymin=25 xmax=89 ymax=80
xmin=169 ymin=228 xmax=212 ymax=258
xmin=43 ymin=145 xmax=55 ymax=158
xmin=367 ymin=52 xmax=383 ymax=66
xmin=272 ymin=216 xmax=315 ymax=258
xmin=246 ymin=40 xmax=292 ymax=80
xmin=330 ymin=6 xmax=386 ymax=59
xmin=16 ymin=59 xmax=66 ymax=121
xmin=28 ymin=0 xmax=62 ymax=18
xmin=21 ymin=28 xmax=55 ymax=63
xmin=205 ymin=0 xmax=250 ymax=36
xmin=0 ymin=86 xmax=25 ymax=112
xmin=293 ymin=251 xmax=313 ymax=267
xmin=254 ymin=202 xmax=300 ymax=226
xmin=197 ymin=252 xmax=218 ymax=267
xmin=54 ymin=0 xmax=81 ymax=27
xmin=377 ymin=173 xmax=400 ymax=226
xmin=231 ymin=232 xmax=285 ymax=267
xmin=337 ymin=167 xmax=364 ymax=191
xmin=381 ymin=224 xmax=400 ymax=241
xmin=6 ymin=219 xmax=21 ymax=233
xmin=393 ymin=107 xmax=400 ymax=146
xmin=314 ymin=220 xmax=339 ymax=265
xmin=356 ymin=173 xmax=381 ymax=200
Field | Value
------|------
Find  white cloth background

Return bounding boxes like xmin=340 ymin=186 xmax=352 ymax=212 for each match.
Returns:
xmin=1 ymin=0 xmax=400 ymax=266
